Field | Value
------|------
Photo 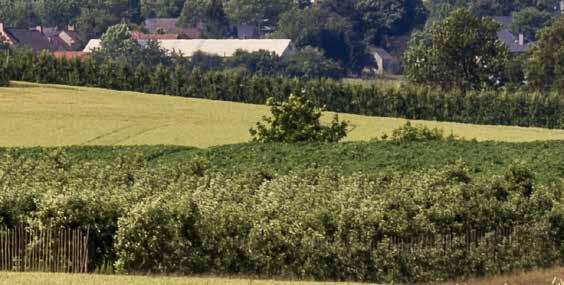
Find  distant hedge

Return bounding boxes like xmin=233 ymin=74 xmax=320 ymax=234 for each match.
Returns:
xmin=1 ymin=49 xmax=562 ymax=129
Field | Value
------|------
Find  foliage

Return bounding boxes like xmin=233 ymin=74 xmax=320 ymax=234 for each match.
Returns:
xmin=0 ymin=0 xmax=428 ymax=73
xmin=250 ymin=94 xmax=348 ymax=143
xmin=0 ymin=68 xmax=8 ymax=87
xmin=509 ymin=7 xmax=554 ymax=41
xmin=178 ymin=0 xmax=230 ymax=38
xmin=128 ymin=0 xmax=142 ymax=24
xmin=226 ymin=49 xmax=283 ymax=76
xmin=223 ymin=0 xmax=293 ymax=30
xmin=429 ymin=0 xmax=561 ymax=17
xmin=141 ymin=0 xmax=184 ymax=18
xmin=355 ymin=0 xmax=428 ymax=44
xmin=387 ymin=121 xmax=449 ymax=143
xmin=0 ymin=48 xmax=562 ymax=129
xmin=0 ymin=149 xmax=562 ymax=282
xmin=285 ymin=47 xmax=344 ymax=79
xmin=92 ymin=24 xmax=171 ymax=66
xmin=96 ymin=24 xmax=141 ymax=61
xmin=503 ymin=54 xmax=527 ymax=85
xmin=404 ymin=9 xmax=509 ymax=90
xmin=0 ymin=49 xmax=7 ymax=86
xmin=525 ymin=17 xmax=564 ymax=92
xmin=274 ymin=7 xmax=362 ymax=72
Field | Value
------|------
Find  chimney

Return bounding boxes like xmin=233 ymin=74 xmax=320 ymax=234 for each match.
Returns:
xmin=518 ymin=33 xmax=524 ymax=46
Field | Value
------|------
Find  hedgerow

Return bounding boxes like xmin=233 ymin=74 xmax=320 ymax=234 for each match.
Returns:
xmin=0 ymin=149 xmax=562 ymax=282
xmin=0 ymin=49 xmax=562 ymax=129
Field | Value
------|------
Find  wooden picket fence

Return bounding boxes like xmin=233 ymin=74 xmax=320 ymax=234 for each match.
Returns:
xmin=0 ymin=225 xmax=89 ymax=273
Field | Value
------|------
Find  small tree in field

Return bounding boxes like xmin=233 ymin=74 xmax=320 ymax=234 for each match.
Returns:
xmin=250 ymin=94 xmax=349 ymax=143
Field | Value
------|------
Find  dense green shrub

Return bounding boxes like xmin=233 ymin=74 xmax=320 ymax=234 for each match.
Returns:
xmin=0 ymin=48 xmax=562 ymax=129
xmin=0 ymin=59 xmax=8 ymax=87
xmin=1 ymin=140 xmax=562 ymax=182
xmin=250 ymin=94 xmax=349 ymax=143
xmin=0 ymin=148 xmax=562 ymax=282
xmin=387 ymin=121 xmax=450 ymax=143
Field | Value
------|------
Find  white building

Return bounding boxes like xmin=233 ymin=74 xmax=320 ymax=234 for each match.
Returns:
xmin=83 ymin=39 xmax=296 ymax=58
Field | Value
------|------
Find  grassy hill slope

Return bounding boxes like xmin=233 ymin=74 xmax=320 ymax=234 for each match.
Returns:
xmin=1 ymin=82 xmax=564 ymax=147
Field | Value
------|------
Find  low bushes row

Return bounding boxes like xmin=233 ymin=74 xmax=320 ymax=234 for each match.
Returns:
xmin=0 ymin=149 xmax=562 ymax=282
xmin=2 ymin=140 xmax=563 ymax=182
xmin=1 ymin=49 xmax=562 ymax=129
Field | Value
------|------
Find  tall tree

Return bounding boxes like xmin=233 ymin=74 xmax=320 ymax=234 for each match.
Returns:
xmin=178 ymin=0 xmax=230 ymax=37
xmin=128 ymin=0 xmax=142 ymax=24
xmin=509 ymin=7 xmax=554 ymax=41
xmin=404 ymin=9 xmax=508 ymax=90
xmin=355 ymin=0 xmax=428 ymax=45
xmin=95 ymin=24 xmax=143 ymax=64
xmin=525 ymin=17 xmax=564 ymax=91
xmin=141 ymin=0 xmax=184 ymax=18
xmin=76 ymin=0 xmax=128 ymax=44
xmin=223 ymin=0 xmax=294 ymax=32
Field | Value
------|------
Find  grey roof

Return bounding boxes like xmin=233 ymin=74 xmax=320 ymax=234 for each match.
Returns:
xmin=491 ymin=16 xmax=532 ymax=53
xmin=492 ymin=16 xmax=513 ymax=28
xmin=42 ymin=27 xmax=60 ymax=37
xmin=497 ymin=29 xmax=529 ymax=53
xmin=369 ymin=47 xmax=397 ymax=62
xmin=5 ymin=28 xmax=53 ymax=51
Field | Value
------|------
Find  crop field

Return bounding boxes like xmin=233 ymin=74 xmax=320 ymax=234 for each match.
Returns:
xmin=1 ymin=82 xmax=563 ymax=147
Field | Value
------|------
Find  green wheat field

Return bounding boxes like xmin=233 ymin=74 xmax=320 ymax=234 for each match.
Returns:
xmin=1 ymin=82 xmax=563 ymax=147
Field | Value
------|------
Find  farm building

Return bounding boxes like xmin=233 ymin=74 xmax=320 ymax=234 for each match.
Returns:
xmin=369 ymin=47 xmax=401 ymax=76
xmin=83 ymin=39 xmax=296 ymax=58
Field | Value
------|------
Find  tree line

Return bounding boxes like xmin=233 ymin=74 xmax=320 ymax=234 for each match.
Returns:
xmin=0 ymin=47 xmax=562 ymax=129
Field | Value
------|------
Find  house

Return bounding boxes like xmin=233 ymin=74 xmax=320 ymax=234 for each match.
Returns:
xmin=144 ymin=18 xmax=201 ymax=39
xmin=0 ymin=22 xmax=53 ymax=51
xmin=49 ymin=28 xmax=79 ymax=51
xmin=83 ymin=39 xmax=296 ymax=58
xmin=0 ymin=23 xmax=80 ymax=51
xmin=492 ymin=16 xmax=531 ymax=53
xmin=368 ymin=47 xmax=401 ymax=76
xmin=57 ymin=27 xmax=79 ymax=48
